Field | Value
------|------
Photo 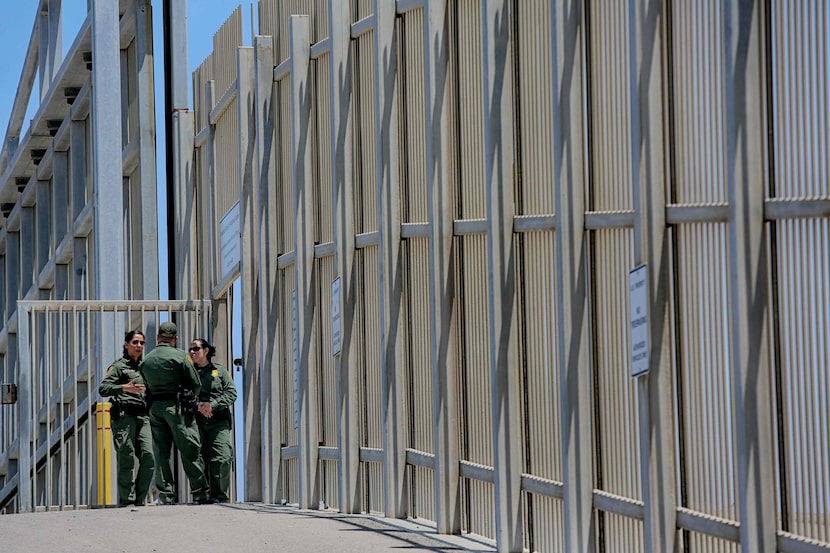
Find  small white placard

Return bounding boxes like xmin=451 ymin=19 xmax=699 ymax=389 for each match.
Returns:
xmin=629 ymin=264 xmax=649 ymax=377
xmin=220 ymin=201 xmax=241 ymax=280
xmin=331 ymin=277 xmax=342 ymax=356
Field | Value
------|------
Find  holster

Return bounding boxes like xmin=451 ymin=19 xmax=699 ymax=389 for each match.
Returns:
xmin=176 ymin=387 xmax=199 ymax=415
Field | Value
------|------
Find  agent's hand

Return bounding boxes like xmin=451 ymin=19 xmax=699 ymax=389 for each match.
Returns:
xmin=198 ymin=402 xmax=213 ymax=418
xmin=123 ymin=379 xmax=146 ymax=395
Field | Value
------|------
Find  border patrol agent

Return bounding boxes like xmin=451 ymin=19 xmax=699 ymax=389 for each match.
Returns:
xmin=140 ymin=321 xmax=212 ymax=504
xmin=189 ymin=338 xmax=237 ymax=502
xmin=98 ymin=330 xmax=154 ymax=507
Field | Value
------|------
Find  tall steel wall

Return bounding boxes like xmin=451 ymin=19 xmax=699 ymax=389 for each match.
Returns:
xmin=188 ymin=0 xmax=829 ymax=552
xmin=0 ymin=0 xmax=161 ymax=512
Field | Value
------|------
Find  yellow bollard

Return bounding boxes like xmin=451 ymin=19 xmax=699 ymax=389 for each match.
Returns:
xmin=95 ymin=402 xmax=113 ymax=506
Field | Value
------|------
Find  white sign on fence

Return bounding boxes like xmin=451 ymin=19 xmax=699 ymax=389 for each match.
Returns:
xmin=629 ymin=264 xmax=649 ymax=377
xmin=220 ymin=201 xmax=241 ymax=281
xmin=331 ymin=277 xmax=342 ymax=356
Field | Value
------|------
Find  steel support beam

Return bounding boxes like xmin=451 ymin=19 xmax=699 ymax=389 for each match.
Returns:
xmin=553 ymin=2 xmax=592 ymax=551
xmin=238 ymin=45 xmax=263 ymax=502
xmin=628 ymin=1 xmax=677 ymax=551
xmin=373 ymin=0 xmax=407 ymax=519
xmin=425 ymin=0 xmax=461 ymax=535
xmin=290 ymin=15 xmax=320 ymax=511
xmin=91 ymin=0 xmax=124 ymax=302
xmin=253 ymin=34 xmax=279 ymax=505
xmin=134 ymin=0 xmax=159 ymax=300
xmin=723 ymin=1 xmax=776 ymax=551
xmin=482 ymin=1 xmax=522 ymax=551
xmin=329 ymin=0 xmax=361 ymax=515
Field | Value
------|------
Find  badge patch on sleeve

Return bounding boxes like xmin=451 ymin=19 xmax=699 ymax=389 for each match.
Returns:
xmin=212 ymin=370 xmax=219 ymax=377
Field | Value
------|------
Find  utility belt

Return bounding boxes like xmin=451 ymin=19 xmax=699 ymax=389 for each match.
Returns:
xmin=148 ymin=392 xmax=178 ymax=401
xmin=198 ymin=409 xmax=231 ymax=422
xmin=145 ymin=389 xmax=198 ymax=414
xmin=111 ymin=401 xmax=148 ymax=419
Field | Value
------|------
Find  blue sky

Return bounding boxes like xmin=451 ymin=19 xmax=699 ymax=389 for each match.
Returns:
xmin=0 ymin=0 xmax=253 ymax=300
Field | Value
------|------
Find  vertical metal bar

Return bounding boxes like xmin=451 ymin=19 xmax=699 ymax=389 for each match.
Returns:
xmin=91 ymin=0 xmax=125 ymax=301
xmin=5 ymin=233 xmax=19 ymax=322
xmin=374 ymin=0 xmax=406 ymax=519
xmin=481 ymin=0 xmax=522 ymax=550
xmin=70 ymin=121 xmax=86 ymax=222
xmin=39 ymin=0 xmax=63 ymax=100
xmin=238 ymin=45 xmax=264 ymax=501
xmin=36 ymin=181 xmax=51 ymax=276
xmin=134 ymin=0 xmax=160 ymax=300
xmin=628 ymin=0 xmax=677 ymax=551
xmin=253 ymin=33 xmax=278 ymax=504
xmin=290 ymin=14 xmax=320 ymax=511
xmin=32 ymin=307 xmax=40 ymax=510
xmin=163 ymin=0 xmax=190 ymax=301
xmin=72 ymin=306 xmax=79 ymax=507
xmin=21 ymin=208 xmax=35 ymax=296
xmin=45 ymin=309 xmax=53 ymax=508
xmin=52 ymin=151 xmax=69 ymax=251
xmin=723 ymin=1 xmax=776 ymax=551
xmin=19 ymin=305 xmax=32 ymax=511
xmin=552 ymin=1 xmax=591 ymax=550
xmin=330 ymin=0 xmax=361 ymax=515
xmin=171 ymin=107 xmax=196 ymax=299
xmin=204 ymin=80 xmax=218 ymax=290
xmin=425 ymin=0 xmax=461 ymax=535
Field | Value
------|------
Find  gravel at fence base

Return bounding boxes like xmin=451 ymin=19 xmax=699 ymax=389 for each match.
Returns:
xmin=0 ymin=502 xmax=496 ymax=553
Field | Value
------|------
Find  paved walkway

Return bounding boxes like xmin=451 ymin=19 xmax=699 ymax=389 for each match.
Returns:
xmin=0 ymin=503 xmax=497 ymax=553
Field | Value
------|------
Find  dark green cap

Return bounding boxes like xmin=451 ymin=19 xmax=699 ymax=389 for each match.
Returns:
xmin=158 ymin=321 xmax=177 ymax=338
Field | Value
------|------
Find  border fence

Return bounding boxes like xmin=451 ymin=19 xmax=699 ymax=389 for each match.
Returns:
xmin=1 ymin=1 xmax=828 ymax=552
xmin=189 ymin=1 xmax=829 ymax=551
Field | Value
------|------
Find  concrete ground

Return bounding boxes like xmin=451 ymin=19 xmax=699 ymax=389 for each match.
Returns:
xmin=0 ymin=502 xmax=497 ymax=553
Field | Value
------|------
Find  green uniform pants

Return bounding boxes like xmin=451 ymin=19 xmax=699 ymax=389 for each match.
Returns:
xmin=198 ymin=416 xmax=233 ymax=502
xmin=148 ymin=400 xmax=209 ymax=503
xmin=111 ymin=414 xmax=154 ymax=507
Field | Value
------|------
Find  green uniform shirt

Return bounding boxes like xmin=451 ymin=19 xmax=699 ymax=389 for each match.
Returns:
xmin=98 ymin=355 xmax=146 ymax=408
xmin=196 ymin=363 xmax=237 ymax=411
xmin=139 ymin=342 xmax=200 ymax=397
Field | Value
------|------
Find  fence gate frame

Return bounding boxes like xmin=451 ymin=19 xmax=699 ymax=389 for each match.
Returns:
xmin=11 ymin=299 xmax=212 ymax=513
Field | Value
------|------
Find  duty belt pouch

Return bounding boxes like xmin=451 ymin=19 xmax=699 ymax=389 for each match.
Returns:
xmin=110 ymin=403 xmax=122 ymax=420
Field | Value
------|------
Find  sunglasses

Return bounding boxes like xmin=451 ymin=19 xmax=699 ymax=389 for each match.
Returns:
xmin=131 ymin=340 xmax=145 ymax=345
xmin=189 ymin=346 xmax=203 ymax=352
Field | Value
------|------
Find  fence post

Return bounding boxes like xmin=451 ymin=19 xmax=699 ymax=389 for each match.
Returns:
xmin=18 ymin=306 xmax=32 ymax=512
